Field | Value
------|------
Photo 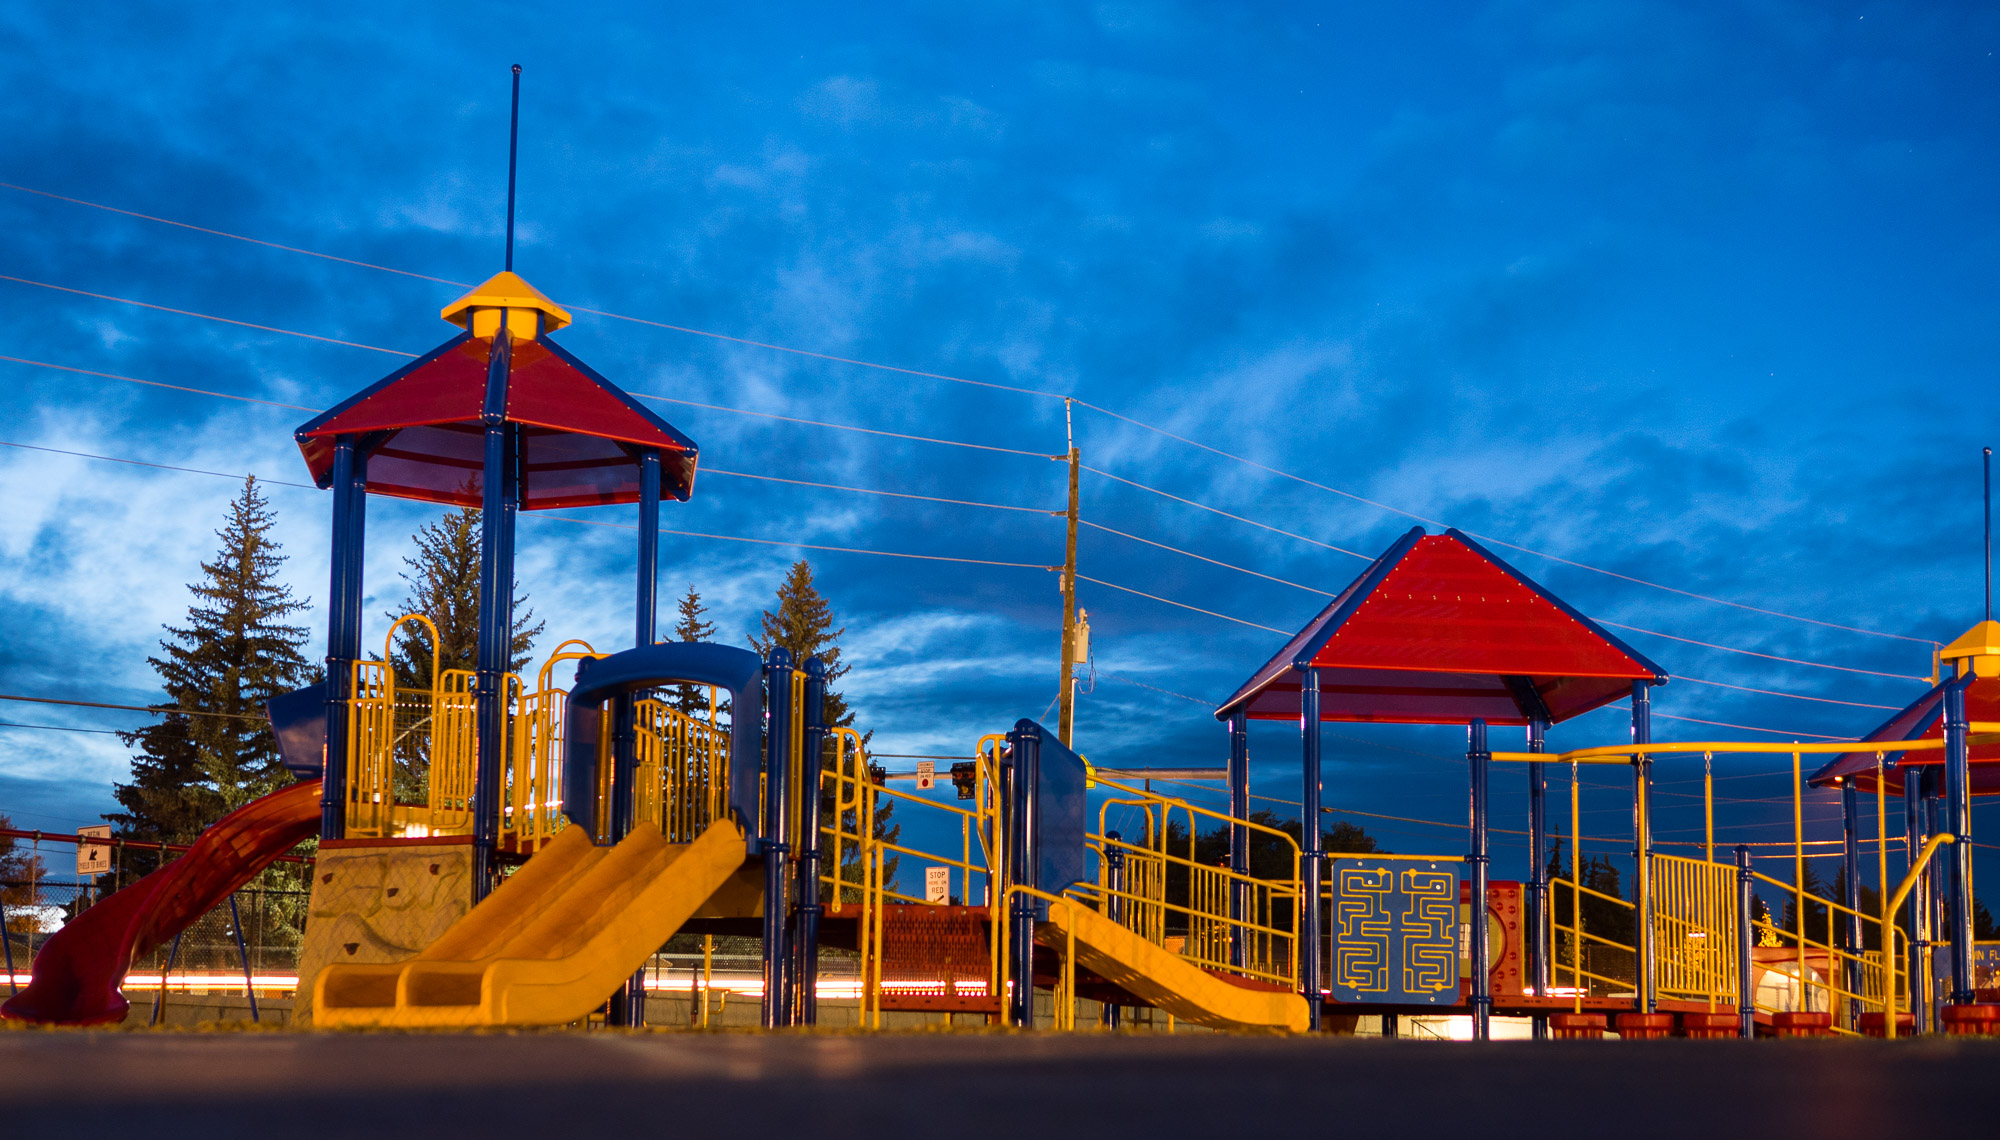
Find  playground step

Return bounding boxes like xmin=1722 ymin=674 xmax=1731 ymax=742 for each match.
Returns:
xmin=1939 ymin=1004 xmax=2000 ymax=1036
xmin=1770 ymin=1011 xmax=1832 ymax=1038
xmin=1858 ymin=1011 xmax=1916 ymax=1038
xmin=1678 ymin=1010 xmax=1738 ymax=1039
xmin=1613 ymin=1012 xmax=1674 ymax=1040
xmin=1549 ymin=1013 xmax=1607 ymax=1039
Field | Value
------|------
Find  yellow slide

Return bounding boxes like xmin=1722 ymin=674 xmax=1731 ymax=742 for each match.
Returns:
xmin=316 ymin=819 xmax=748 ymax=1027
xmin=1040 ymin=902 xmax=1311 ymax=1033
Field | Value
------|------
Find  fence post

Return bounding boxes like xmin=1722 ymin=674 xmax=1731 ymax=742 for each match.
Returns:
xmin=1735 ymin=845 xmax=1754 ymax=1039
xmin=1 ymin=892 xmax=15 ymax=996
xmin=150 ymin=930 xmax=183 ymax=1027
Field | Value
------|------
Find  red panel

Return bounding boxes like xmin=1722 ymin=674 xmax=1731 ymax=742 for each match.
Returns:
xmin=506 ymin=340 xmax=688 ymax=452
xmin=1309 ymin=536 xmax=1652 ymax=680
xmin=302 ymin=339 xmax=488 ymax=438
xmin=1824 ymin=679 xmax=2000 ymax=797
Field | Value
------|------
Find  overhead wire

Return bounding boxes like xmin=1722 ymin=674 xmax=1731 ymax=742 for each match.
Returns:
xmin=5 ymin=178 xmax=1929 ymax=650
xmin=0 ymin=273 xmax=417 ymax=357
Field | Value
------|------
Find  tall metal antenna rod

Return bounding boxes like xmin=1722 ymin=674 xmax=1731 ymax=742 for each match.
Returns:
xmin=1985 ymin=446 xmax=1992 ymax=622
xmin=505 ymin=64 xmax=522 ymax=271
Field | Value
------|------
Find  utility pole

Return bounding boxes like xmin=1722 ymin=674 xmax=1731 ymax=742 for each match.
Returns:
xmin=1057 ymin=400 xmax=1081 ymax=747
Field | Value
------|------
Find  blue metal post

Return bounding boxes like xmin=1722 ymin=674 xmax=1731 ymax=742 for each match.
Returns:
xmin=794 ymin=657 xmax=827 ymax=1026
xmin=1228 ymin=711 xmax=1250 ymax=970
xmin=1841 ymin=779 xmax=1863 ymax=1030
xmin=1735 ymin=845 xmax=1754 ymax=1039
xmin=1905 ymin=771 xmax=1930 ymax=1034
xmin=1468 ymin=718 xmax=1491 ymax=1041
xmin=320 ymin=437 xmax=368 ymax=841
xmin=1526 ymin=718 xmax=1549 ymax=1040
xmin=227 ymin=893 xmax=259 ymax=1023
xmin=1299 ymin=665 xmax=1323 ymax=1031
xmin=1101 ymin=831 xmax=1125 ymax=1029
xmin=1944 ymin=674 xmax=1974 ymax=1006
xmin=1007 ymin=721 xmax=1042 ymax=1027
xmin=1631 ymin=680 xmax=1656 ymax=1014
xmin=607 ymin=450 xmax=663 ymax=1028
xmin=471 ymin=328 xmax=517 ymax=901
xmin=760 ymin=648 xmax=794 ymax=1028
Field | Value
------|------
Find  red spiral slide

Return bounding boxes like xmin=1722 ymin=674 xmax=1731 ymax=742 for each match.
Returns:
xmin=2 ymin=779 xmax=322 ymax=1025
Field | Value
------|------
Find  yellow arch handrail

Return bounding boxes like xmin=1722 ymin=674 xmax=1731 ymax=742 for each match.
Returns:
xmin=536 ymin=639 xmax=600 ymax=692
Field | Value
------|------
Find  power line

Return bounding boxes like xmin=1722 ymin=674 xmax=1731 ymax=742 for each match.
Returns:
xmin=1675 ymin=676 xmax=1900 ymax=710
xmin=0 ymin=273 xmax=417 ymax=357
xmin=0 ymin=720 xmax=124 ymax=735
xmin=1082 ymin=518 xmax=1331 ymax=595
xmin=1082 ymin=463 xmax=1368 ymax=559
xmin=703 ymin=467 xmax=1061 ymax=515
xmin=3 ymin=178 xmax=1937 ymax=649
xmin=1071 ymin=399 xmax=1935 ymax=647
xmin=0 ymin=439 xmax=314 ymax=489
xmin=0 ymin=692 xmax=270 ymax=722
xmin=0 ymin=435 xmax=1055 ymax=571
xmin=1074 ymin=573 xmax=1288 ymax=635
xmin=1597 ymin=620 xmax=1929 ymax=682
xmin=632 ymin=392 xmax=1059 ymax=460
xmin=0 ymin=355 xmax=317 ymax=411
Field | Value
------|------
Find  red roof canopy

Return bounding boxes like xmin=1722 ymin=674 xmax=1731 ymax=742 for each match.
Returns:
xmin=1216 ymin=527 xmax=1666 ymax=727
xmin=1807 ymin=679 xmax=2000 ymax=797
xmin=295 ymin=333 xmax=697 ymax=510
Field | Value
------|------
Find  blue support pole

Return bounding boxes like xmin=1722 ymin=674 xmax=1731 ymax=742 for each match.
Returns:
xmin=1944 ymin=674 xmax=1974 ymax=1006
xmin=1228 ymin=711 xmax=1250 ymax=971
xmin=1007 ymin=720 xmax=1042 ymax=1027
xmin=1298 ymin=665 xmax=1323 ymax=1031
xmin=1526 ymin=718 xmax=1549 ymax=1040
xmin=470 ymin=328 xmax=516 ymax=902
xmin=1905 ymin=771 xmax=1930 ymax=1034
xmin=794 ymin=657 xmax=827 ymax=1026
xmin=228 ymin=893 xmax=259 ymax=1024
xmin=1101 ymin=831 xmax=1125 ymax=1029
xmin=1841 ymin=779 xmax=1863 ymax=1030
xmin=760 ymin=648 xmax=794 ymax=1029
xmin=1468 ymin=718 xmax=1491 ymax=1041
xmin=1631 ymin=680 xmax=1656 ymax=1015
xmin=608 ymin=450 xmax=664 ymax=1028
xmin=1735 ymin=845 xmax=1754 ymax=1039
xmin=320 ymin=436 xmax=368 ymax=841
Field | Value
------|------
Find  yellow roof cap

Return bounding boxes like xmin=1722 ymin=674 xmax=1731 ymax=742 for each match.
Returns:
xmin=1940 ymin=619 xmax=2000 ymax=661
xmin=440 ymin=271 xmax=572 ymax=332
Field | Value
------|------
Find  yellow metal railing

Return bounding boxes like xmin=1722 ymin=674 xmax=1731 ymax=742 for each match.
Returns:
xmin=1088 ymin=779 xmax=1301 ymax=990
xmin=632 ymin=696 xmax=730 ymax=844
xmin=1653 ymin=853 xmax=1736 ymax=1009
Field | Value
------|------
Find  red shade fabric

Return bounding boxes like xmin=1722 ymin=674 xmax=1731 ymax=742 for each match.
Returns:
xmin=1807 ymin=680 xmax=2000 ymax=796
xmin=295 ymin=333 xmax=697 ymax=508
xmin=1216 ymin=528 xmax=1665 ymax=726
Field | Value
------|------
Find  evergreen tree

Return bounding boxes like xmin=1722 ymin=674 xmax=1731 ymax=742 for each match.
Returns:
xmin=108 ymin=478 xmax=314 ymax=870
xmin=750 ymin=560 xmax=895 ymax=888
xmin=387 ymin=505 xmax=544 ymax=684
xmin=382 ymin=505 xmax=545 ymax=802
xmin=0 ymin=814 xmax=48 ymax=936
xmin=670 ymin=583 xmax=718 ymax=717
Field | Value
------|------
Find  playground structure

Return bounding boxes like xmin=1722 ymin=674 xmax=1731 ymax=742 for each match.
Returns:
xmin=5 ymin=138 xmax=1998 ymax=1038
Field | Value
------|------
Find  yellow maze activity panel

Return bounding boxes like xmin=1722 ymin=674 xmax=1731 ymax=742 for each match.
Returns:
xmin=1327 ymin=858 xmax=1460 ymax=1006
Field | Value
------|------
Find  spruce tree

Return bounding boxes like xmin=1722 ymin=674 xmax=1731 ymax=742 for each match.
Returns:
xmin=670 ymin=583 xmax=718 ymax=717
xmin=387 ymin=505 xmax=544 ymax=683
xmin=109 ymin=477 xmax=314 ymax=867
xmin=750 ymin=560 xmax=895 ymax=889
xmin=1 ymin=813 xmax=48 ymax=936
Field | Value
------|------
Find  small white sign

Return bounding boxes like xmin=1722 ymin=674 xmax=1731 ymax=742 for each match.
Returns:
xmin=915 ymin=759 xmax=936 ymax=791
xmin=925 ymin=865 xmax=950 ymax=904
xmin=75 ymin=825 xmax=111 ymax=878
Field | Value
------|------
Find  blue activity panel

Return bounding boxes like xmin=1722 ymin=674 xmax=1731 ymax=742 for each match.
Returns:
xmin=1327 ymin=858 xmax=1460 ymax=1005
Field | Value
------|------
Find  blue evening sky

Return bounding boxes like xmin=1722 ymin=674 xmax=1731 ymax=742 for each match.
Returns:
xmin=2 ymin=3 xmax=1996 ymax=893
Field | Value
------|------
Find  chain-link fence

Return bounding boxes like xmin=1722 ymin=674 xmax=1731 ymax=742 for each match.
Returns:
xmin=2 ymin=878 xmax=309 ymax=996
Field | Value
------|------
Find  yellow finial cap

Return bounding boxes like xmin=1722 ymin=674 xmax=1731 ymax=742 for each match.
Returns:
xmin=1941 ymin=619 xmax=2000 ymax=679
xmin=440 ymin=271 xmax=572 ymax=336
